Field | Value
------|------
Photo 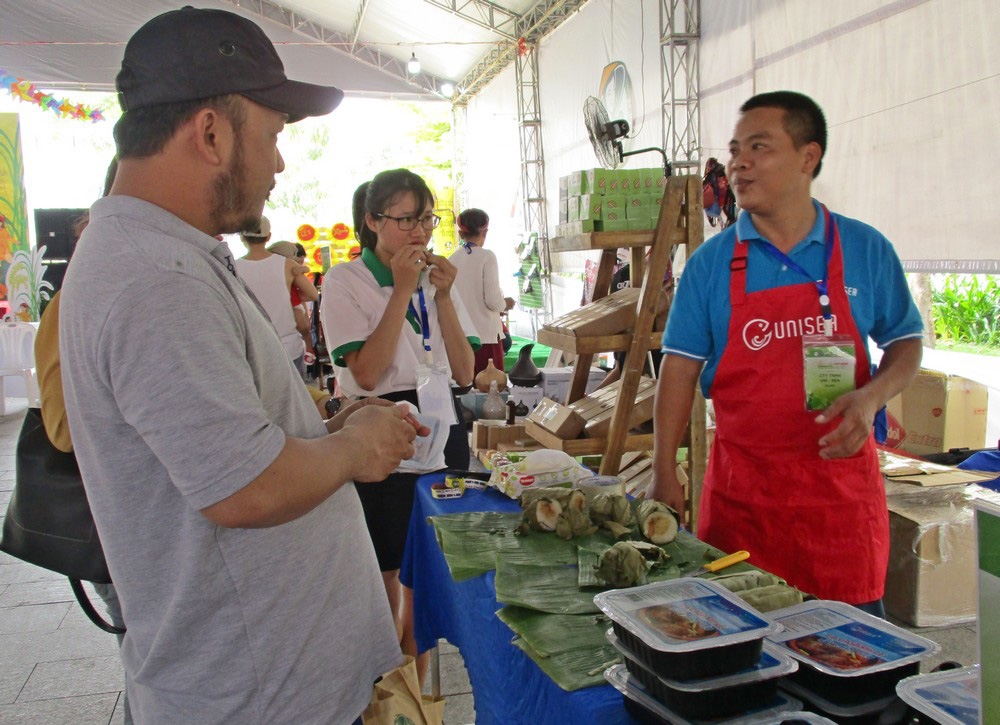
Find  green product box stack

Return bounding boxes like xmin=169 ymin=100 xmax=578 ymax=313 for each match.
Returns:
xmin=626 ymin=217 xmax=654 ymax=230
xmin=604 ymin=195 xmax=626 ymax=213
xmin=586 ymin=168 xmax=613 ymax=195
xmin=567 ymin=196 xmax=580 ymax=222
xmin=559 ymin=175 xmax=569 ymax=199
xmin=601 ymin=219 xmax=629 ymax=231
xmin=558 ymin=198 xmax=568 ymax=223
xmin=569 ymin=170 xmax=588 ymax=196
xmin=640 ymin=168 xmax=660 ymax=193
xmin=625 ymin=168 xmax=642 ymax=194
xmin=578 ymin=194 xmax=603 ymax=221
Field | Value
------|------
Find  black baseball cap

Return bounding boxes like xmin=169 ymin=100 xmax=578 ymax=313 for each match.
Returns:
xmin=116 ymin=6 xmax=343 ymax=122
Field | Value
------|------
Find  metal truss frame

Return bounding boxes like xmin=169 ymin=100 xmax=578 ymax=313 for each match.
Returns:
xmin=453 ymin=0 xmax=590 ymax=106
xmin=660 ymin=0 xmax=701 ymax=175
xmin=222 ymin=0 xmax=450 ymax=97
xmin=514 ymin=47 xmax=551 ymax=276
xmin=423 ymin=0 xmax=520 ymax=40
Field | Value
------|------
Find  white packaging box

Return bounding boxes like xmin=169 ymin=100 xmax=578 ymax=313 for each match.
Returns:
xmin=540 ymin=366 xmax=606 ymax=404
xmin=508 ymin=385 xmax=544 ymax=412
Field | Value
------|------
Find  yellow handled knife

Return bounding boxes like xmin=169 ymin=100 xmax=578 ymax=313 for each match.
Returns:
xmin=682 ymin=550 xmax=750 ymax=578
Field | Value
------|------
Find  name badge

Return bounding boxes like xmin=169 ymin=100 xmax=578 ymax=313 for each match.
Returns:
xmin=802 ymin=334 xmax=857 ymax=411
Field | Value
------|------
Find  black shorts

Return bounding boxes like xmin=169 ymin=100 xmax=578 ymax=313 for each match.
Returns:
xmin=355 ymin=390 xmax=470 ymax=571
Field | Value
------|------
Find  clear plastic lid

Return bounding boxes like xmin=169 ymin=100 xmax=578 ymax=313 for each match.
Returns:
xmin=594 ymin=578 xmax=780 ymax=653
xmin=606 ymin=628 xmax=798 ymax=691
xmin=765 ymin=600 xmax=939 ymax=677
xmin=753 ymin=711 xmax=836 ymax=724
xmin=895 ymin=666 xmax=980 ymax=725
xmin=604 ymin=664 xmax=803 ymax=725
xmin=779 ymin=678 xmax=896 ymax=717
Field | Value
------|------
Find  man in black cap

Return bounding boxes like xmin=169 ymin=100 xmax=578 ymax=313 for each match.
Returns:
xmin=59 ymin=7 xmax=415 ymax=722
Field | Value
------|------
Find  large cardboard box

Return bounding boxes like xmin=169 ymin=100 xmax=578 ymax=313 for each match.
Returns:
xmin=891 ymin=370 xmax=988 ymax=456
xmin=884 ymin=480 xmax=978 ymax=627
xmin=526 ymin=397 xmax=586 ymax=439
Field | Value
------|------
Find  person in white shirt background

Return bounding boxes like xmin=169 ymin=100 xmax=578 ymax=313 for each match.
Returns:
xmin=449 ymin=208 xmax=515 ymax=375
xmin=321 ymin=169 xmax=477 ymax=681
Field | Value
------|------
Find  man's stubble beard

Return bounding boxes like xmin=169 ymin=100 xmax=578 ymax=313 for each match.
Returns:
xmin=210 ymin=135 xmax=264 ymax=236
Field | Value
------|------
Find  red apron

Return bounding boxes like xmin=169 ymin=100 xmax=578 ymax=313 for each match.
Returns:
xmin=698 ymin=207 xmax=888 ymax=603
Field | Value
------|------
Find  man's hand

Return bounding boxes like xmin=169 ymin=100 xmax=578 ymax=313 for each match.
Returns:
xmin=504 ymin=296 xmax=516 ymax=311
xmin=425 ymin=253 xmax=457 ymax=298
xmin=649 ymin=461 xmax=687 ymax=520
xmin=390 ymin=246 xmax=426 ymax=295
xmin=816 ymin=387 xmax=880 ymax=459
xmin=341 ymin=405 xmax=418 ymax=482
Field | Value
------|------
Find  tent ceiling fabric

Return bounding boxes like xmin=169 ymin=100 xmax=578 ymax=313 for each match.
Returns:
xmin=0 ymin=0 xmax=535 ymax=99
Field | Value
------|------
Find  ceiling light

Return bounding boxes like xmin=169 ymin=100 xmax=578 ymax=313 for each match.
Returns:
xmin=407 ymin=52 xmax=421 ymax=75
xmin=440 ymin=82 xmax=455 ymax=97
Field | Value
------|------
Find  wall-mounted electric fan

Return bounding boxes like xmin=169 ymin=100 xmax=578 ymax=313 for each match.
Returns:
xmin=583 ymin=96 xmax=671 ymax=177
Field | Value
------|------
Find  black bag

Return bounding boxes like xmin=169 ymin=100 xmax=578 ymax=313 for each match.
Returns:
xmin=0 ymin=408 xmax=124 ymax=634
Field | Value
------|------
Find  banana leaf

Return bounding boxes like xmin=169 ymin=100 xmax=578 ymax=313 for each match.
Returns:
xmin=494 ymin=559 xmax=599 ymax=614
xmin=512 ymin=637 xmax=621 ymax=692
xmin=496 ymin=606 xmax=612 ymax=658
xmin=430 ymin=511 xmax=522 ymax=581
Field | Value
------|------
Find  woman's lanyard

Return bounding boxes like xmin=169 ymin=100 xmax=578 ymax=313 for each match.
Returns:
xmin=462 ymin=242 xmax=473 ymax=253
xmin=757 ymin=210 xmax=836 ymax=336
xmin=407 ymin=287 xmax=434 ymax=365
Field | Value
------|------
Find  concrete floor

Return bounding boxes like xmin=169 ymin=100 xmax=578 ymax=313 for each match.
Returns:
xmin=0 ymin=401 xmax=979 ymax=724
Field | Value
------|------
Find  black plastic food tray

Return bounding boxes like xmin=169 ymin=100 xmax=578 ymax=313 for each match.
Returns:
xmin=623 ymin=652 xmax=782 ymax=720
xmin=611 ymin=620 xmax=764 ymax=681
xmin=622 ymin=694 xmax=671 ymax=725
xmin=790 ymin=660 xmax=919 ymax=707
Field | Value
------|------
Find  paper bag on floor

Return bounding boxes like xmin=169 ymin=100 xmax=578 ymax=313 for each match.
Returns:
xmin=362 ymin=655 xmax=445 ymax=725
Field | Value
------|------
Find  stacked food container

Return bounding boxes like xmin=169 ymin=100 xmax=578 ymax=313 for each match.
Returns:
xmin=766 ymin=601 xmax=941 ymax=722
xmin=596 ymin=579 xmax=804 ymax=723
xmin=895 ymin=665 xmax=980 ymax=725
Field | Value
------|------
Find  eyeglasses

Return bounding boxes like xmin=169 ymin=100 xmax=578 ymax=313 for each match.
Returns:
xmin=374 ymin=213 xmax=441 ymax=231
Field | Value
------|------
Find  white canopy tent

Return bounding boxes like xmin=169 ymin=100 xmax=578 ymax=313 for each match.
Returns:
xmin=2 ymin=0 xmax=998 ymax=282
xmin=466 ymin=0 xmax=999 ymax=285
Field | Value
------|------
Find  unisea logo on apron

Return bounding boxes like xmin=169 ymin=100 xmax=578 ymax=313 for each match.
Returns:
xmin=742 ymin=315 xmax=839 ymax=350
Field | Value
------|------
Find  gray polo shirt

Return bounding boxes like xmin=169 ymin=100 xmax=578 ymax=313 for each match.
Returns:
xmin=59 ymin=196 xmax=400 ymax=724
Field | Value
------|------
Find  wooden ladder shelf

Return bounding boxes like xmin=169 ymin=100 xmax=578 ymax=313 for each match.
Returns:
xmin=526 ymin=174 xmax=706 ymax=490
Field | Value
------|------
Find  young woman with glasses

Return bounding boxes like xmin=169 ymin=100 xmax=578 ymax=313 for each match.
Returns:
xmin=320 ymin=169 xmax=476 ymax=681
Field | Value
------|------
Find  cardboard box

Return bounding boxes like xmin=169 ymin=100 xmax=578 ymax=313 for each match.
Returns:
xmin=599 ymin=219 xmax=628 ymax=231
xmin=623 ymin=168 xmax=642 ymax=194
xmin=568 ymin=170 xmax=586 ymax=196
xmin=526 ymin=397 xmax=587 ymax=439
xmin=627 ymin=217 xmax=653 ymax=230
xmin=578 ymin=193 xmax=603 ymax=221
xmin=539 ymin=366 xmax=606 ymax=404
xmin=472 ymin=421 xmax=529 ymax=452
xmin=567 ymin=195 xmax=579 ymax=222
xmin=604 ymin=194 xmax=626 ymax=211
xmin=640 ymin=168 xmax=661 ymax=192
xmin=884 ymin=480 xmax=980 ymax=627
xmin=558 ymin=198 xmax=568 ymax=223
xmin=559 ymin=175 xmax=568 ymax=199
xmin=509 ymin=385 xmax=544 ymax=412
xmin=626 ymin=203 xmax=652 ymax=220
xmin=586 ymin=168 xmax=613 ymax=195
xmin=892 ymin=370 xmax=988 ymax=456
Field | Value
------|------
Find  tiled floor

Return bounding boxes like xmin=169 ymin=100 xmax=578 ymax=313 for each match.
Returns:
xmin=0 ymin=401 xmax=979 ymax=724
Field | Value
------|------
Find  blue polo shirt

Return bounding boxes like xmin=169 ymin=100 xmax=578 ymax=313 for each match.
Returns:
xmin=662 ymin=200 xmax=923 ymax=396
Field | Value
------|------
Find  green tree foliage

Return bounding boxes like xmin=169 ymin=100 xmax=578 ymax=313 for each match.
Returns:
xmin=931 ymin=274 xmax=1000 ymax=347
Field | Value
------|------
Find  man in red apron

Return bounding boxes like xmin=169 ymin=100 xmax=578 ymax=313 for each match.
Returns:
xmin=652 ymin=92 xmax=923 ymax=610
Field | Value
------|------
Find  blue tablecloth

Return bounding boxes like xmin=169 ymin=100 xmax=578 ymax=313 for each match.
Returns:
xmin=400 ymin=472 xmax=635 ymax=725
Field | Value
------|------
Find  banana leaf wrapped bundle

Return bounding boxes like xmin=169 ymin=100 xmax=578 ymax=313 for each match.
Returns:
xmin=736 ymin=584 xmax=804 ymax=613
xmin=555 ymin=505 xmax=598 ymax=540
xmin=636 ymin=500 xmax=680 ymax=544
xmin=518 ymin=497 xmax=563 ymax=533
xmin=589 ymin=492 xmax=634 ymax=527
xmin=594 ymin=541 xmax=650 ymax=588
